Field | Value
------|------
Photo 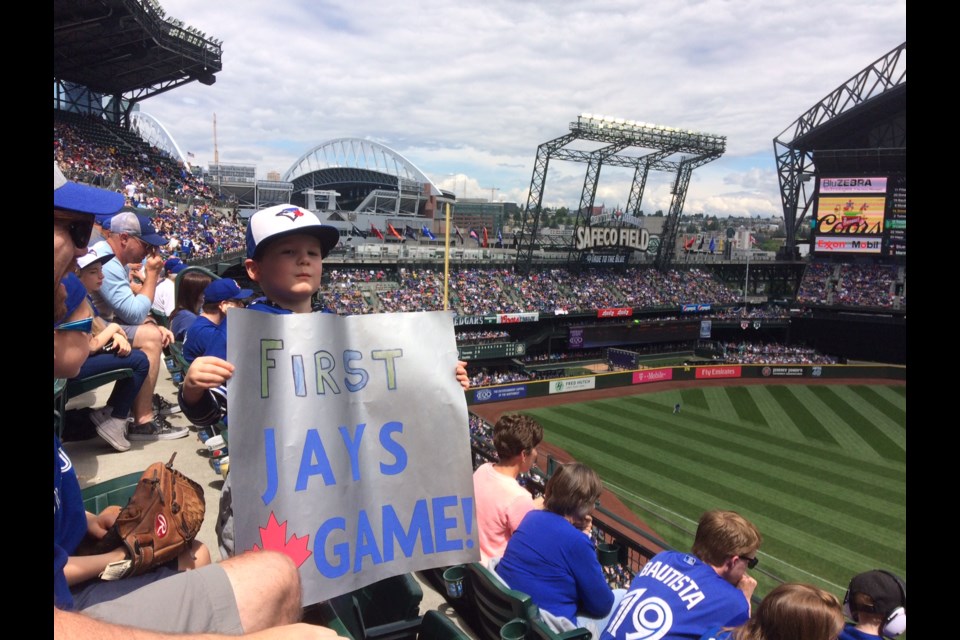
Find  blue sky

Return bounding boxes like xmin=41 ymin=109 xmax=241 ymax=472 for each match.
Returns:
xmin=144 ymin=0 xmax=906 ymax=217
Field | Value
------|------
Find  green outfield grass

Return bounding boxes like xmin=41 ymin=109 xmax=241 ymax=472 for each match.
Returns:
xmin=522 ymin=383 xmax=906 ymax=603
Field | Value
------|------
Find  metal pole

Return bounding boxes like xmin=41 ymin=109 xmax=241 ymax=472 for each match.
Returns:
xmin=443 ymin=203 xmax=451 ymax=312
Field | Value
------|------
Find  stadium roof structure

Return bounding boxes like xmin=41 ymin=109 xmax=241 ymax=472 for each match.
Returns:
xmin=54 ymin=0 xmax=222 ymax=126
xmin=283 ymin=138 xmax=444 ymax=216
xmin=774 ymin=42 xmax=906 ymax=258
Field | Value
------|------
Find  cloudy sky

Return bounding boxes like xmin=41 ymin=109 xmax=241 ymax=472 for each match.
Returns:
xmin=144 ymin=0 xmax=905 ymax=217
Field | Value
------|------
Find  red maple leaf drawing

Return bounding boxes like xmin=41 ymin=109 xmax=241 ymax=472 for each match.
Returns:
xmin=251 ymin=512 xmax=312 ymax=568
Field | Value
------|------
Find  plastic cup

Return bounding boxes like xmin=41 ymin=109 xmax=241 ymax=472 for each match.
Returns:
xmin=597 ymin=542 xmax=621 ymax=567
xmin=442 ymin=565 xmax=465 ymax=599
xmin=500 ymin=618 xmax=528 ymax=640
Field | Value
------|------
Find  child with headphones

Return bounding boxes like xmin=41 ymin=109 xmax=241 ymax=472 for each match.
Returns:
xmin=841 ymin=569 xmax=907 ymax=639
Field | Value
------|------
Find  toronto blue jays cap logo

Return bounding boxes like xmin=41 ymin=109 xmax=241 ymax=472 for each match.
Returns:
xmin=275 ymin=207 xmax=305 ymax=222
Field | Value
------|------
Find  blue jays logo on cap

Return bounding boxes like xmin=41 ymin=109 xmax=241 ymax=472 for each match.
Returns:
xmin=275 ymin=207 xmax=306 ymax=222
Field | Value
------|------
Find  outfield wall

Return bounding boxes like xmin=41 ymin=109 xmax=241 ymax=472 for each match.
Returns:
xmin=466 ymin=363 xmax=905 ymax=405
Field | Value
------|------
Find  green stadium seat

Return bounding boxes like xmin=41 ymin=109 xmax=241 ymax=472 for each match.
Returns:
xmin=80 ymin=471 xmax=142 ymax=514
xmin=418 ymin=611 xmax=470 ymax=640
xmin=465 ymin=562 xmax=538 ymax=640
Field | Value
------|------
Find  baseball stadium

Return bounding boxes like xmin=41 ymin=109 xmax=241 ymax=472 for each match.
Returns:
xmin=54 ymin=2 xmax=905 ymax=639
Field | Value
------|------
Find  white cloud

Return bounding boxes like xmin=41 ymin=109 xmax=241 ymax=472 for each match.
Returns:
xmin=145 ymin=0 xmax=905 ymax=216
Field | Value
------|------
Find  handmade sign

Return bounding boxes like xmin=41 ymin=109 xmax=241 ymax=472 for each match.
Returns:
xmin=227 ymin=309 xmax=477 ymax=604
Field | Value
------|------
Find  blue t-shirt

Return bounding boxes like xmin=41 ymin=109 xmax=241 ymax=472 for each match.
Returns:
xmin=600 ymin=550 xmax=749 ymax=640
xmin=839 ymin=624 xmax=883 ymax=640
xmin=495 ymin=510 xmax=614 ymax=622
xmin=170 ymin=310 xmax=198 ymax=342
xmin=182 ymin=315 xmax=227 ymax=365
xmin=54 ymin=435 xmax=87 ymax=610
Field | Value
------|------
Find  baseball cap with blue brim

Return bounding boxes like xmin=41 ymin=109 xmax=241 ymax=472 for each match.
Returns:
xmin=110 ymin=211 xmax=168 ymax=246
xmin=164 ymin=257 xmax=187 ymax=275
xmin=54 ymin=162 xmax=125 ymax=215
xmin=204 ymin=278 xmax=254 ymax=303
xmin=245 ymin=204 xmax=340 ymax=260
xmin=76 ymin=247 xmax=115 ymax=270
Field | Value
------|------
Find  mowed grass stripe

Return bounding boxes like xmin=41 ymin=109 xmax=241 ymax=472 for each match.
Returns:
xmin=681 ymin=387 xmax=708 ymax=410
xmin=749 ymin=386 xmax=808 ymax=440
xmin=767 ymin=386 xmax=837 ymax=444
xmin=605 ymin=396 xmax=905 ymax=490
xmin=811 ymin=386 xmax=905 ymax=461
xmin=825 ymin=386 xmax=906 ymax=453
xmin=726 ymin=387 xmax=768 ymax=426
xmin=535 ymin=404 xmax=904 ymax=553
xmin=698 ymin=387 xmax=740 ymax=423
xmin=850 ymin=385 xmax=907 ymax=429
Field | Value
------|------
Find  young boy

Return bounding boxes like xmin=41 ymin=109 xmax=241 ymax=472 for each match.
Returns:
xmin=179 ymin=204 xmax=469 ymax=556
xmin=181 ymin=278 xmax=253 ymax=366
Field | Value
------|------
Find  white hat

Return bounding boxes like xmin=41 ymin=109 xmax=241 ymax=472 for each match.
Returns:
xmin=245 ymin=204 xmax=340 ymax=259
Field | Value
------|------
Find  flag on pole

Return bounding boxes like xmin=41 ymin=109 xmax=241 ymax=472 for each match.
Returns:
xmin=684 ymin=236 xmax=696 ymax=250
xmin=455 ymin=227 xmax=464 ymax=245
xmin=421 ymin=225 xmax=436 ymax=240
xmin=186 ymin=151 xmax=195 ymax=158
xmin=709 ymin=236 xmax=716 ymax=254
xmin=697 ymin=235 xmax=705 ymax=250
xmin=482 ymin=227 xmax=489 ymax=248
xmin=404 ymin=225 xmax=419 ymax=241
xmin=370 ymin=223 xmax=384 ymax=240
xmin=387 ymin=223 xmax=403 ymax=241
xmin=497 ymin=227 xmax=503 ymax=246
xmin=469 ymin=228 xmax=480 ymax=245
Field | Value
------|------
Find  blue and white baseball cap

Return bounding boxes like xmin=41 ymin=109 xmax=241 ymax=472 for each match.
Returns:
xmin=245 ymin=204 xmax=340 ymax=260
xmin=109 ymin=211 xmax=168 ymax=246
xmin=164 ymin=257 xmax=187 ymax=275
xmin=76 ymin=247 xmax=115 ymax=270
xmin=204 ymin=278 xmax=254 ymax=303
xmin=54 ymin=162 xmax=125 ymax=215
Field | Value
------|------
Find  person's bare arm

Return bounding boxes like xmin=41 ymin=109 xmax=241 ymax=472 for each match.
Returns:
xmin=55 ymin=608 xmax=345 ymax=640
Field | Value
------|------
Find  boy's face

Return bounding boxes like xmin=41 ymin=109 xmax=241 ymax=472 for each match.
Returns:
xmin=245 ymin=234 xmax=323 ymax=308
xmin=78 ymin=263 xmax=104 ymax=292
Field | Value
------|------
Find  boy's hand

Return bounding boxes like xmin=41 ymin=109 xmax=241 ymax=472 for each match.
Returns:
xmin=456 ymin=360 xmax=470 ymax=391
xmin=182 ymin=356 xmax=235 ymax=404
xmin=157 ymin=325 xmax=174 ymax=348
xmin=113 ymin=333 xmax=131 ymax=356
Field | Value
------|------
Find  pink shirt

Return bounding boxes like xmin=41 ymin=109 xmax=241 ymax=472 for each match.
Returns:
xmin=473 ymin=462 xmax=537 ymax=561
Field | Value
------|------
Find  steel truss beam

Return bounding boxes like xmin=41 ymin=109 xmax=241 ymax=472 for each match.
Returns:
xmin=516 ymin=116 xmax=725 ymax=274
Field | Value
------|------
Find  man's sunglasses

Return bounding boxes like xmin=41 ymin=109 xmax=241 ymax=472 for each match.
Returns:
xmin=739 ymin=554 xmax=759 ymax=570
xmin=54 ymin=210 xmax=94 ymax=249
xmin=55 ymin=317 xmax=94 ymax=333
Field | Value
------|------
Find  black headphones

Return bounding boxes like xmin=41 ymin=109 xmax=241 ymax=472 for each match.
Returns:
xmin=842 ymin=569 xmax=906 ymax=638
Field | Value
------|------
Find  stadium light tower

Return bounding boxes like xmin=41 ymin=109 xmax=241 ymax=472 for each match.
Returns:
xmin=517 ymin=114 xmax=726 ymax=274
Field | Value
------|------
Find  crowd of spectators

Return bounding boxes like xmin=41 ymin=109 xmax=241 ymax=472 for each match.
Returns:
xmin=797 ymin=262 xmax=903 ymax=309
xmin=467 ymin=367 xmax=534 ymax=388
xmin=719 ymin=341 xmax=839 ymax=365
xmin=456 ymin=330 xmax=512 ymax=344
xmin=522 ymin=350 xmax=605 ymax=364
xmin=318 ymin=266 xmax=744 ymax=317
xmin=55 ymin=116 xmax=245 ymax=263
